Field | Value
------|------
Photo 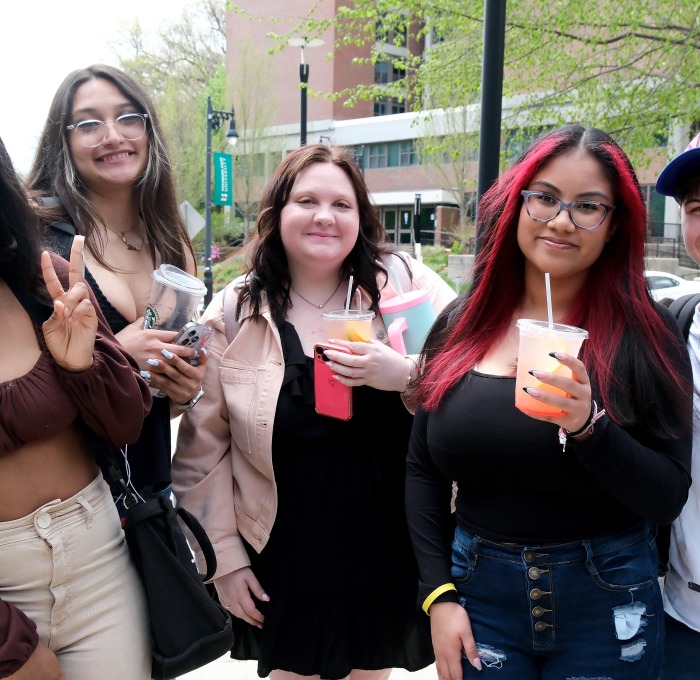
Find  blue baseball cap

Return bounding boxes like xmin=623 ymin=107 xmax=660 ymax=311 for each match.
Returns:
xmin=656 ymin=132 xmax=700 ymax=198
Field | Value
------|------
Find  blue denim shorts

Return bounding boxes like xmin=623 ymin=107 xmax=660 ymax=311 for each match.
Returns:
xmin=451 ymin=522 xmax=663 ymax=678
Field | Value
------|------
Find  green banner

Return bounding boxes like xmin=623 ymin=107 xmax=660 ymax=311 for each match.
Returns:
xmin=213 ymin=152 xmax=233 ymax=206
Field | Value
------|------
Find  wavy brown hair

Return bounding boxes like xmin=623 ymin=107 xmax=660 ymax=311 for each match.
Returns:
xmin=26 ymin=64 xmax=193 ymax=271
xmin=237 ymin=144 xmax=393 ymax=328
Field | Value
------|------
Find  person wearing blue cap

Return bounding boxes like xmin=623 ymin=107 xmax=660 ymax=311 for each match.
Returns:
xmin=656 ymin=130 xmax=700 ymax=680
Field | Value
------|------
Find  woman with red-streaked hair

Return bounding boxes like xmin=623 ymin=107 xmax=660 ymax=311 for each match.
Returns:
xmin=405 ymin=125 xmax=693 ymax=679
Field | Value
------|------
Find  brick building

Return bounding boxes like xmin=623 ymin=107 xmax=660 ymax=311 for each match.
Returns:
xmin=226 ymin=1 xmax=685 ymax=249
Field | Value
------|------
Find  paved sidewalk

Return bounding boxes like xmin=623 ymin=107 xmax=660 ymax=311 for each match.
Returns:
xmin=181 ymin=657 xmax=437 ymax=680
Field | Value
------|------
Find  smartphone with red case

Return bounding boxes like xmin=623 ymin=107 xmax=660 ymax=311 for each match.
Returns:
xmin=313 ymin=342 xmax=352 ymax=420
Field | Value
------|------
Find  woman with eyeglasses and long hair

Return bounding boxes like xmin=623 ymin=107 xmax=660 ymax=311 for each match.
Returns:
xmin=405 ymin=125 xmax=693 ymax=679
xmin=27 ymin=65 xmax=207 ymax=514
xmin=0 ymin=134 xmax=152 ymax=679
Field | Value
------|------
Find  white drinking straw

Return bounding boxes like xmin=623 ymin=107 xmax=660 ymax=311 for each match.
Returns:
xmin=345 ymin=275 xmax=354 ymax=312
xmin=545 ymin=272 xmax=553 ymax=329
xmin=389 ymin=265 xmax=405 ymax=298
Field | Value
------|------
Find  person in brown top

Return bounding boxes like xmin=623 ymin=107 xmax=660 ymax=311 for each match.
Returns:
xmin=0 ymin=136 xmax=152 ymax=678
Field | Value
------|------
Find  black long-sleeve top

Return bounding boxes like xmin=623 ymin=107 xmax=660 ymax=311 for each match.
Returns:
xmin=406 ymin=315 xmax=693 ymax=607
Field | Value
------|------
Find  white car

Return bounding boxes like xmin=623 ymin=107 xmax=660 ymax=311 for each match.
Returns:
xmin=645 ymin=270 xmax=700 ymax=302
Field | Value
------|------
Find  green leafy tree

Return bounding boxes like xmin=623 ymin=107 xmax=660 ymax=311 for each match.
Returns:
xmin=254 ymin=0 xmax=700 ymax=167
xmin=228 ymin=35 xmax=284 ymax=240
xmin=117 ymin=1 xmax=281 ymax=246
xmin=115 ymin=0 xmax=228 ymax=218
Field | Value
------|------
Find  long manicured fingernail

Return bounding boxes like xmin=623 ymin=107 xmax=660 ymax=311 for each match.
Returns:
xmin=140 ymin=370 xmax=151 ymax=381
xmin=261 ymin=593 xmax=270 ymax=602
xmin=161 ymin=349 xmax=174 ymax=359
xmin=472 ymin=656 xmax=482 ymax=671
xmin=146 ymin=359 xmax=160 ymax=367
xmin=524 ymin=386 xmax=541 ymax=397
xmin=528 ymin=370 xmax=545 ymax=378
xmin=549 ymin=352 xmax=564 ymax=359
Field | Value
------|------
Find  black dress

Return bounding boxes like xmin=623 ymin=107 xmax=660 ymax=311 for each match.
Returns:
xmin=229 ymin=322 xmax=434 ymax=678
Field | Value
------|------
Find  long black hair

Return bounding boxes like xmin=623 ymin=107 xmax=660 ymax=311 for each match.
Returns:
xmin=0 ymin=136 xmax=43 ymax=295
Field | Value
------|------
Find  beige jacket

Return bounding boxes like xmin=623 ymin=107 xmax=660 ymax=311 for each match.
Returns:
xmin=171 ymin=254 xmax=456 ymax=579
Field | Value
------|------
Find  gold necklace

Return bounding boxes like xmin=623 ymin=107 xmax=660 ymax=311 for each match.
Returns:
xmin=290 ymin=279 xmax=343 ymax=309
xmin=104 ymin=223 xmax=145 ymax=252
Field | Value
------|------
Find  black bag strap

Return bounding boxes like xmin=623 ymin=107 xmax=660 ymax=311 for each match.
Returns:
xmin=174 ymin=506 xmax=219 ymax=582
xmin=43 ymin=220 xmax=76 ymax=261
xmin=124 ymin=495 xmax=219 ymax=582
xmin=669 ymin=293 xmax=700 ymax=341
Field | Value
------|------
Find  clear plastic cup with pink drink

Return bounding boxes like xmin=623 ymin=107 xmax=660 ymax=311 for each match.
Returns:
xmin=514 ymin=319 xmax=588 ymax=416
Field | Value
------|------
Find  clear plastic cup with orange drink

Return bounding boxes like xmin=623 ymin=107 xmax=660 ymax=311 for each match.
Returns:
xmin=514 ymin=319 xmax=588 ymax=416
xmin=322 ymin=310 xmax=375 ymax=342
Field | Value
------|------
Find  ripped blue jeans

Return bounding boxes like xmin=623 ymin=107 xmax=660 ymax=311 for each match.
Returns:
xmin=451 ymin=522 xmax=663 ymax=679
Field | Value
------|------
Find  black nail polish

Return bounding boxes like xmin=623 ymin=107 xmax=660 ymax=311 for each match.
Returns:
xmin=528 ymin=370 xmax=536 ymax=377
xmin=548 ymin=352 xmax=558 ymax=358
xmin=522 ymin=386 xmax=530 ymax=393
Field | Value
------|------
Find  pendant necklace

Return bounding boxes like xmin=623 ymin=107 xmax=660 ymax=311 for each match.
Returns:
xmin=290 ymin=279 xmax=343 ymax=309
xmin=104 ymin=223 xmax=145 ymax=252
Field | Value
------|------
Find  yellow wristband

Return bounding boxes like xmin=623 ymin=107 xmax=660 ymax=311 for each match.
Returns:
xmin=422 ymin=583 xmax=457 ymax=615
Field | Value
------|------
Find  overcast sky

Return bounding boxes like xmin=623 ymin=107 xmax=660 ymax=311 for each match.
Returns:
xmin=1 ymin=0 xmax=193 ymax=174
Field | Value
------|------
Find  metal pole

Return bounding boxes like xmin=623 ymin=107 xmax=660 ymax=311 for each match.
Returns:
xmin=475 ymin=0 xmax=506 ymax=254
xmin=300 ymin=62 xmax=309 ymax=146
xmin=204 ymin=96 xmax=213 ymax=308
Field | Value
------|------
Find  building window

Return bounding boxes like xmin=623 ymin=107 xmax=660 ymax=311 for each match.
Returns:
xmin=399 ymin=140 xmax=417 ymax=166
xmin=368 ymin=144 xmax=389 ymax=169
xmin=376 ymin=18 xmax=407 ymax=47
xmin=374 ymin=97 xmax=406 ymax=116
xmin=360 ymin=141 xmax=418 ymax=168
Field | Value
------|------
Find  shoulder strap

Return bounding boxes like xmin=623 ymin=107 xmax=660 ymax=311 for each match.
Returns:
xmin=43 ymin=221 xmax=76 ymax=261
xmin=669 ymin=293 xmax=700 ymax=341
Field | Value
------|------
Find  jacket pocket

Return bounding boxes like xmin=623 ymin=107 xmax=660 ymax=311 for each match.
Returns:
xmin=220 ymin=365 xmax=258 ymax=455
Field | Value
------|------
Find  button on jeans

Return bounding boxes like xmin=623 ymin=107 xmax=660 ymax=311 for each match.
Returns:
xmin=451 ymin=522 xmax=663 ymax=678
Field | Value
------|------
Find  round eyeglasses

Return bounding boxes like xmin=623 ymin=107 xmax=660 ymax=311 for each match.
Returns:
xmin=66 ymin=113 xmax=149 ymax=148
xmin=521 ymin=190 xmax=615 ymax=231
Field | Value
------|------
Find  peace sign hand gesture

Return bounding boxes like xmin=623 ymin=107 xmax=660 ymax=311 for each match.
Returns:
xmin=41 ymin=236 xmax=98 ymax=372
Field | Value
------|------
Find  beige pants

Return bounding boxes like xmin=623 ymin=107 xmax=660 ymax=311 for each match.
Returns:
xmin=0 ymin=475 xmax=151 ymax=679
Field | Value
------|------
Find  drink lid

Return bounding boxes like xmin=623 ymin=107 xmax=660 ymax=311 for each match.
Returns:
xmin=516 ymin=319 xmax=588 ymax=339
xmin=379 ymin=289 xmax=430 ymax=313
xmin=152 ymin=264 xmax=206 ymax=296
xmin=321 ymin=309 xmax=375 ymax=320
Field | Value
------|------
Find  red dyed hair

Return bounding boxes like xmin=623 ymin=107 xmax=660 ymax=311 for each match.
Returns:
xmin=415 ymin=125 xmax=690 ymax=437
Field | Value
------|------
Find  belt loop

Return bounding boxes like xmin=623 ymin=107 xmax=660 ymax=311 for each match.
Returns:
xmin=77 ymin=496 xmax=94 ymax=528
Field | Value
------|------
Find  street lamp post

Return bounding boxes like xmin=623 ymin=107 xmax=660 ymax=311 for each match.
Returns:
xmin=288 ymin=38 xmax=324 ymax=146
xmin=204 ymin=95 xmax=238 ymax=308
xmin=475 ymin=0 xmax=506 ymax=255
